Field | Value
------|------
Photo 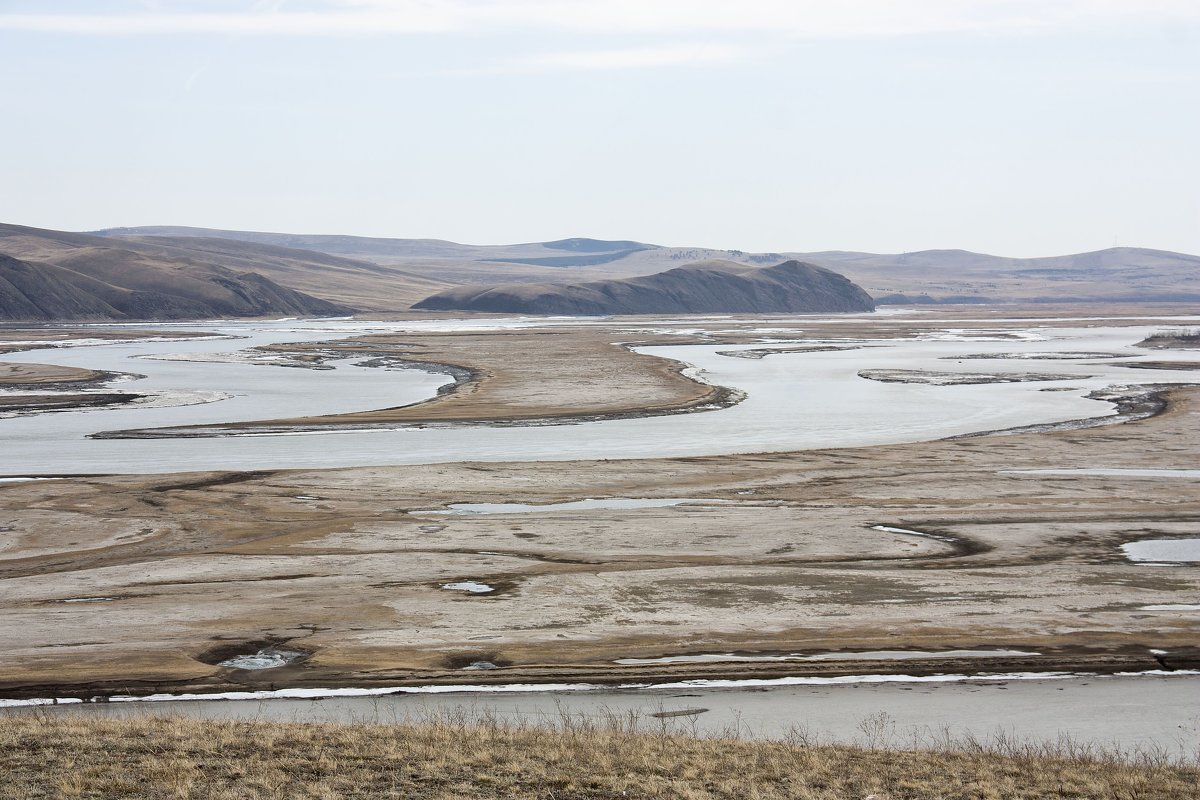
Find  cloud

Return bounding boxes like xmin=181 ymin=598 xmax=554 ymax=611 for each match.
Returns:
xmin=451 ymin=43 xmax=753 ymax=75
xmin=4 ymin=0 xmax=1198 ymax=38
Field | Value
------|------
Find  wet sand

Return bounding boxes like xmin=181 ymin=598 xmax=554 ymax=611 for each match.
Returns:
xmin=108 ymin=327 xmax=743 ymax=435
xmin=0 ymin=362 xmax=109 ymax=385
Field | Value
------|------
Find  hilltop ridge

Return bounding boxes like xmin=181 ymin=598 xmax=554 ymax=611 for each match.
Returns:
xmin=413 ymin=259 xmax=876 ymax=315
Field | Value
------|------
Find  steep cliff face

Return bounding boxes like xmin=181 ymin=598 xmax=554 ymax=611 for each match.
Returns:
xmin=413 ymin=260 xmax=876 ymax=315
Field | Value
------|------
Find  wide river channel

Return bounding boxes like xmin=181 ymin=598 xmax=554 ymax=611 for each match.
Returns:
xmin=3 ymin=313 xmax=1199 ymax=475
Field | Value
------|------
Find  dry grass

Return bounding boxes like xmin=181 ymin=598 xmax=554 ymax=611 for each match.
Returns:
xmin=1 ymin=711 xmax=1196 ymax=799
xmin=1140 ymin=328 xmax=1200 ymax=348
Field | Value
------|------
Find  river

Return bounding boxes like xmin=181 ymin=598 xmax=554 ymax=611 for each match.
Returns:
xmin=3 ymin=315 xmax=1198 ymax=475
xmin=13 ymin=672 xmax=1200 ymax=757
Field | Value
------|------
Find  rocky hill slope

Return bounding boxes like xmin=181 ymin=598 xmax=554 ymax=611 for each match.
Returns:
xmin=0 ymin=223 xmax=362 ymax=321
xmin=412 ymin=260 xmax=875 ymax=315
xmin=0 ymin=223 xmax=415 ymax=320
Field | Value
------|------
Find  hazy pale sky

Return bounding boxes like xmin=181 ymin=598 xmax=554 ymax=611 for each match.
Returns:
xmin=1 ymin=1 xmax=1198 ymax=256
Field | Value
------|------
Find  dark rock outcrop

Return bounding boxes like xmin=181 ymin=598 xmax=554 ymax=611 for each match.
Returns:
xmin=412 ymin=260 xmax=875 ymax=315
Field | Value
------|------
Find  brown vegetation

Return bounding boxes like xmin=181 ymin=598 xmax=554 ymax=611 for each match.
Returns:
xmin=1139 ymin=329 xmax=1200 ymax=350
xmin=2 ymin=713 xmax=1196 ymax=799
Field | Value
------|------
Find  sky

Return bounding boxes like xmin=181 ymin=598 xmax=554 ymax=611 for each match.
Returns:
xmin=1 ymin=1 xmax=1198 ymax=256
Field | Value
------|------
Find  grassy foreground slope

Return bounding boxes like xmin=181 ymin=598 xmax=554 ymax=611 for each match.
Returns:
xmin=2 ymin=715 xmax=1196 ymax=799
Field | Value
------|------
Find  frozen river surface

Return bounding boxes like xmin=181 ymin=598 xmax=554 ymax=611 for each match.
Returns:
xmin=2 ymin=315 xmax=1199 ymax=475
xmin=17 ymin=672 xmax=1200 ymax=757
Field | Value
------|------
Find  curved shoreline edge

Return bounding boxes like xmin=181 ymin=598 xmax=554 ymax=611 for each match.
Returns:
xmin=89 ymin=347 xmax=748 ymax=439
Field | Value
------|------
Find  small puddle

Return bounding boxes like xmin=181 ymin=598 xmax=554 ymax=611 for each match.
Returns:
xmin=1122 ymin=539 xmax=1200 ymax=564
xmin=442 ymin=581 xmax=495 ymax=594
xmin=218 ymin=648 xmax=307 ymax=670
xmin=416 ymin=498 xmax=728 ymax=515
xmin=614 ymin=649 xmax=1040 ymax=665
xmin=56 ymin=597 xmax=115 ymax=604
xmin=1004 ymin=469 xmax=1200 ymax=479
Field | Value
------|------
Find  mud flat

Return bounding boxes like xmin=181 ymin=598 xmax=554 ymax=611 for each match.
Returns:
xmin=1 ymin=382 xmax=1198 ymax=700
xmin=0 ymin=360 xmax=146 ymax=416
xmin=0 ymin=362 xmax=111 ymax=386
xmin=1 ymin=307 xmax=1199 ymax=703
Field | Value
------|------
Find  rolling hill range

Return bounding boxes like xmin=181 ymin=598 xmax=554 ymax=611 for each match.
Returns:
xmin=412 ymin=260 xmax=875 ymax=315
xmin=0 ymin=223 xmax=454 ymax=320
xmin=0 ymin=225 xmax=352 ymax=321
xmin=98 ymin=226 xmax=1200 ymax=305
xmin=5 ymin=222 xmax=1196 ymax=320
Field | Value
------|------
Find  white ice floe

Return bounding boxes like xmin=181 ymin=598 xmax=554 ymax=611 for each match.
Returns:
xmin=1004 ymin=468 xmax=1200 ymax=479
xmin=126 ymin=390 xmax=232 ymax=410
xmin=418 ymin=498 xmax=729 ymax=515
xmin=0 ymin=697 xmax=85 ymax=707
xmin=6 ymin=669 xmax=1200 ymax=708
xmin=441 ymin=581 xmax=495 ymax=594
xmin=871 ymin=525 xmax=958 ymax=543
xmin=218 ymin=649 xmax=306 ymax=670
xmin=1140 ymin=605 xmax=1200 ymax=611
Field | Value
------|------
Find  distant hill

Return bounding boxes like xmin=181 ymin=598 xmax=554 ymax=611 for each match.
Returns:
xmin=86 ymin=233 xmax=451 ymax=310
xmin=412 ymin=260 xmax=875 ymax=315
xmin=800 ymin=247 xmax=1200 ymax=303
xmin=99 ymin=226 xmax=1200 ymax=304
xmin=0 ymin=223 xmax=356 ymax=321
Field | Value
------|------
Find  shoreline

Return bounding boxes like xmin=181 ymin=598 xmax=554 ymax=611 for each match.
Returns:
xmin=4 ymin=647 xmax=1198 ymax=706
